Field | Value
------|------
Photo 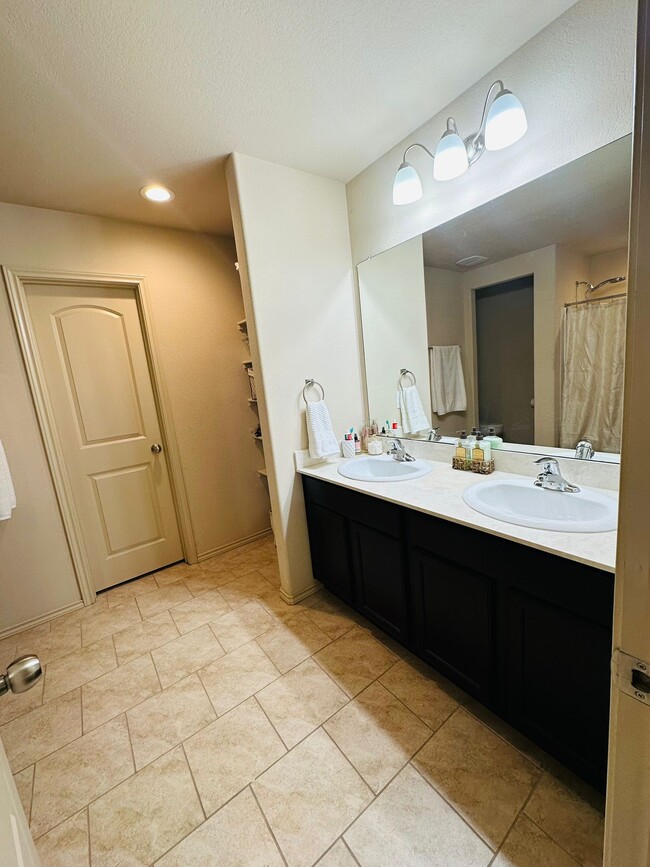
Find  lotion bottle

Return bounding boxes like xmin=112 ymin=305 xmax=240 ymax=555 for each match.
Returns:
xmin=484 ymin=427 xmax=503 ymax=450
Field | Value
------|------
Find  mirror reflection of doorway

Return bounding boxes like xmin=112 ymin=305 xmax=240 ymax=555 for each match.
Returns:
xmin=475 ymin=275 xmax=534 ymax=444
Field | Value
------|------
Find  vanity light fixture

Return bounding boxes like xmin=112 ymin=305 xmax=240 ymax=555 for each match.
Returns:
xmin=140 ymin=185 xmax=175 ymax=202
xmin=392 ymin=80 xmax=527 ymax=205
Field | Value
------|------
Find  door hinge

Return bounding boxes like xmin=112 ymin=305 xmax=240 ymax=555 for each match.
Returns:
xmin=612 ymin=648 xmax=650 ymax=705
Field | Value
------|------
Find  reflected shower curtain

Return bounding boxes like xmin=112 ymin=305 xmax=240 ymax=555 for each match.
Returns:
xmin=560 ymin=297 xmax=627 ymax=453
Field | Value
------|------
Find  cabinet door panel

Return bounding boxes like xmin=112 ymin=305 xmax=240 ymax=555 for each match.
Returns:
xmin=306 ymin=503 xmax=355 ymax=604
xmin=505 ymin=589 xmax=611 ymax=789
xmin=411 ymin=548 xmax=495 ymax=703
xmin=351 ymin=521 xmax=407 ymax=641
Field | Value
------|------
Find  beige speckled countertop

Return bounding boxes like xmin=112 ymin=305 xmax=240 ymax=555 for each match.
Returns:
xmin=297 ymin=457 xmax=617 ymax=574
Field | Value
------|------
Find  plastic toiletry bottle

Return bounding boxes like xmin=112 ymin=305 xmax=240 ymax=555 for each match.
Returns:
xmin=485 ymin=427 xmax=503 ymax=450
xmin=354 ymin=433 xmax=361 ymax=454
xmin=455 ymin=431 xmax=469 ymax=460
xmin=472 ymin=432 xmax=491 ymax=461
xmin=392 ymin=419 xmax=401 ymax=437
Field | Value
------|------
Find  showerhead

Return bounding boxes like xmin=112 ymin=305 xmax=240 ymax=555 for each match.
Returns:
xmin=576 ymin=276 xmax=626 ymax=295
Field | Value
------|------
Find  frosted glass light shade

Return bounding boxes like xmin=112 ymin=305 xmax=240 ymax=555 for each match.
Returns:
xmin=433 ymin=131 xmax=469 ymax=181
xmin=392 ymin=162 xmax=423 ymax=205
xmin=485 ymin=89 xmax=527 ymax=151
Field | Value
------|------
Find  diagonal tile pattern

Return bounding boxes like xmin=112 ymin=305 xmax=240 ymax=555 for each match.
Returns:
xmin=2 ymin=536 xmax=603 ymax=866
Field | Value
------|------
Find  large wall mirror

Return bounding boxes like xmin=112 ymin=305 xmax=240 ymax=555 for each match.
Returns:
xmin=358 ymin=134 xmax=632 ymax=461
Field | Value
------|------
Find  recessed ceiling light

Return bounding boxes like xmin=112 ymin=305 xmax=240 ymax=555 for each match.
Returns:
xmin=140 ymin=185 xmax=175 ymax=203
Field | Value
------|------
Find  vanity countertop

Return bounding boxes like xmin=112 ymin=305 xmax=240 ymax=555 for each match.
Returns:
xmin=297 ymin=457 xmax=617 ymax=573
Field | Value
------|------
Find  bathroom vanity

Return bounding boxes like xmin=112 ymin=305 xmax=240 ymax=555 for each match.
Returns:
xmin=300 ymin=462 xmax=615 ymax=791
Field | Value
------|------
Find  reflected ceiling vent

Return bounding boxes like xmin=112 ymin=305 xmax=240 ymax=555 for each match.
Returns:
xmin=456 ymin=255 xmax=488 ymax=268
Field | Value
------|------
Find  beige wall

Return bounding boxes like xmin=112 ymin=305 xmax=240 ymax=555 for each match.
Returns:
xmin=0 ymin=202 xmax=268 ymax=633
xmin=423 ymin=266 xmax=468 ymax=435
xmin=588 ymin=248 xmax=628 ymax=298
xmin=359 ymin=236 xmax=431 ymax=429
xmin=346 ymin=0 xmax=636 ymax=266
xmin=226 ymin=153 xmax=363 ymax=603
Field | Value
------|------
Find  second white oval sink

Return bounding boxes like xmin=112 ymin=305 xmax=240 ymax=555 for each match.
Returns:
xmin=463 ymin=478 xmax=617 ymax=533
xmin=338 ymin=454 xmax=432 ymax=482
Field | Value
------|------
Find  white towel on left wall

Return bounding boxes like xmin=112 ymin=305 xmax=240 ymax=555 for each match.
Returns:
xmin=306 ymin=400 xmax=340 ymax=459
xmin=0 ymin=439 xmax=16 ymax=520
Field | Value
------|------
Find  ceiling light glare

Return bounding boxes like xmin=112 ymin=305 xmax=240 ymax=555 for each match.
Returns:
xmin=140 ymin=185 xmax=175 ymax=202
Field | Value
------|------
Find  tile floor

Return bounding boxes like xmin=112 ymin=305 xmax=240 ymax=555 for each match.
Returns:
xmin=1 ymin=535 xmax=606 ymax=866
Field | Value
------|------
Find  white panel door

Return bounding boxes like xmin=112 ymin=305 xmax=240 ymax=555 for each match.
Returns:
xmin=25 ymin=283 xmax=183 ymax=590
xmin=0 ymin=738 xmax=40 ymax=866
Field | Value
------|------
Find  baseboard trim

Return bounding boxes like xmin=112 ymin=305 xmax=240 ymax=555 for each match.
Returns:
xmin=279 ymin=581 xmax=322 ymax=606
xmin=0 ymin=599 xmax=85 ymax=641
xmin=197 ymin=527 xmax=273 ymax=563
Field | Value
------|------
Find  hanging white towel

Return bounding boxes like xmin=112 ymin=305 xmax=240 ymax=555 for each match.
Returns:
xmin=429 ymin=345 xmax=467 ymax=415
xmin=0 ymin=439 xmax=16 ymax=521
xmin=306 ymin=400 xmax=340 ymax=459
xmin=397 ymin=385 xmax=430 ymax=434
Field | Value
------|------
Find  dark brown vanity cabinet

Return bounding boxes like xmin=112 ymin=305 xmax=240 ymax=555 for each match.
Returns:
xmin=302 ymin=475 xmax=614 ymax=790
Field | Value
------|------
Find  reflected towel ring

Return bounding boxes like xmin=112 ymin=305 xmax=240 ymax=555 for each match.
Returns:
xmin=302 ymin=379 xmax=325 ymax=404
xmin=399 ymin=369 xmax=416 ymax=388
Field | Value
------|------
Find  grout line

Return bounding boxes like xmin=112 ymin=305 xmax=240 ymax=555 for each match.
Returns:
xmin=252 ymin=694 xmax=288 ymax=752
xmin=486 ymin=766 xmax=544 ymax=866
xmin=523 ymin=811 xmax=584 ymax=866
xmin=180 ymin=741 xmax=207 ymax=821
xmin=86 ymin=806 xmax=91 ymax=866
xmin=249 ymin=784 xmax=290 ymax=867
xmin=25 ymin=764 xmax=35 ymax=828
xmin=123 ymin=711 xmax=138 ymax=773
xmin=408 ymin=760 xmax=497 ymax=853
xmin=342 ymin=836 xmax=362 ymax=866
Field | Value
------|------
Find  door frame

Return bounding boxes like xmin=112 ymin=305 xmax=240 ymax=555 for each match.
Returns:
xmin=603 ymin=1 xmax=650 ymax=861
xmin=2 ymin=267 xmax=197 ymax=605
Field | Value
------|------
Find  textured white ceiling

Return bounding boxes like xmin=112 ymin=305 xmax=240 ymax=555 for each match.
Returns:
xmin=0 ymin=0 xmax=577 ymax=235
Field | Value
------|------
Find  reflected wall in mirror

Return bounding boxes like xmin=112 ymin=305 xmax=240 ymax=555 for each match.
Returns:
xmin=358 ymin=135 xmax=631 ymax=458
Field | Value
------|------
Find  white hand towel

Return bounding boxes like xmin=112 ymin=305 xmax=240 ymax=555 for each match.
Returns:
xmin=0 ymin=439 xmax=16 ymax=520
xmin=397 ymin=385 xmax=430 ymax=434
xmin=429 ymin=345 xmax=467 ymax=415
xmin=306 ymin=400 xmax=340 ymax=459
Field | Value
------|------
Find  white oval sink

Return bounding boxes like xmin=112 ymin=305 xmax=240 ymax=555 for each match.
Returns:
xmin=462 ymin=478 xmax=617 ymax=533
xmin=338 ymin=454 xmax=432 ymax=483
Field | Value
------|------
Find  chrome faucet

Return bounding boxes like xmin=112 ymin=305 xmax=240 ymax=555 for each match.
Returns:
xmin=534 ymin=457 xmax=580 ymax=493
xmin=427 ymin=427 xmax=442 ymax=442
xmin=575 ymin=439 xmax=595 ymax=460
xmin=389 ymin=439 xmax=415 ymax=462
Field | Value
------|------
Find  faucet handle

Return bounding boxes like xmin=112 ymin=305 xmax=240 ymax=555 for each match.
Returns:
xmin=534 ymin=456 xmax=560 ymax=474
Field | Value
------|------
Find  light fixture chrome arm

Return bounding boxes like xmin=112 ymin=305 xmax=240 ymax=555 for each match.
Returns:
xmin=401 ymin=142 xmax=437 ymax=164
xmin=464 ymin=80 xmax=504 ymax=165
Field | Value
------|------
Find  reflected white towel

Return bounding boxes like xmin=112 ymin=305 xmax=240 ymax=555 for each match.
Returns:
xmin=429 ymin=345 xmax=467 ymax=415
xmin=397 ymin=385 xmax=430 ymax=434
xmin=306 ymin=400 xmax=340 ymax=459
xmin=0 ymin=439 xmax=16 ymax=520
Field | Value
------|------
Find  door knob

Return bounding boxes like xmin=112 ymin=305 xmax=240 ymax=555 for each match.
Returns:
xmin=151 ymin=443 xmax=162 ymax=454
xmin=0 ymin=655 xmax=42 ymax=697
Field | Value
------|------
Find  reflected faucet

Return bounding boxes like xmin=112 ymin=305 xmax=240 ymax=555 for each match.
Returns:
xmin=575 ymin=439 xmax=594 ymax=460
xmin=427 ymin=427 xmax=442 ymax=442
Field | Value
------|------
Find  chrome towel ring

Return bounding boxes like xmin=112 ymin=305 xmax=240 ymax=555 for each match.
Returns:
xmin=399 ymin=369 xmax=416 ymax=388
xmin=302 ymin=379 xmax=325 ymax=404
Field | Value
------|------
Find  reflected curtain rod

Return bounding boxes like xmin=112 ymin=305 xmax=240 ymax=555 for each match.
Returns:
xmin=564 ymin=292 xmax=627 ymax=308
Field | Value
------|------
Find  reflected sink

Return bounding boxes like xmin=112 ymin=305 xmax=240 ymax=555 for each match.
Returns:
xmin=462 ymin=478 xmax=617 ymax=533
xmin=338 ymin=454 xmax=433 ymax=483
